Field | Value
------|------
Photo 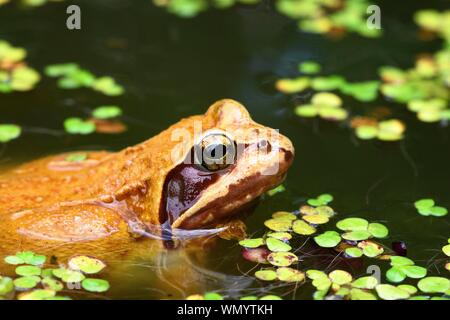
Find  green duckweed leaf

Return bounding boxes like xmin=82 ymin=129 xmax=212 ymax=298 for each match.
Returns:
xmin=272 ymin=211 xmax=297 ymax=220
xmin=267 ymin=232 xmax=292 ymax=241
xmin=0 ymin=124 xmax=21 ymax=143
xmin=92 ymin=105 xmax=122 ymax=119
xmin=306 ymin=269 xmax=327 ymax=280
xmin=264 ymin=218 xmax=292 ymax=232
xmin=295 ymin=104 xmax=318 ymax=118
xmin=351 ymin=276 xmax=378 ymax=289
xmin=53 ymin=268 xmax=85 ymax=283
xmin=45 ymin=63 xmax=79 ymax=77
xmin=0 ymin=277 xmax=14 ymax=295
xmin=92 ymin=76 xmax=124 ymax=96
xmin=386 ymin=267 xmax=406 ymax=283
xmin=443 ymin=244 xmax=450 ymax=257
xmin=15 ymin=251 xmax=46 ymax=266
xmin=276 ymin=77 xmax=310 ymax=94
xmin=13 ymin=276 xmax=40 ymax=289
xmin=18 ymin=289 xmax=56 ymax=300
xmin=64 ymin=118 xmax=96 ymax=135
xmin=81 ymin=278 xmax=110 ymax=293
xmin=376 ymin=284 xmax=410 ymax=300
xmin=266 ymin=238 xmax=292 ymax=252
xmin=68 ymin=256 xmax=106 ymax=274
xmin=397 ymin=285 xmax=417 ymax=295
xmin=203 ymin=292 xmax=223 ymax=300
xmin=240 ymin=296 xmax=258 ymax=300
xmin=342 ymin=230 xmax=372 ymax=241
xmin=390 ymin=256 xmax=414 ymax=267
xmin=417 ymin=277 xmax=450 ymax=293
xmin=311 ymin=76 xmax=345 ymax=91
xmin=350 ymin=288 xmax=377 ymax=300
xmin=362 ymin=243 xmax=383 ymax=257
xmin=15 ymin=265 xmax=41 ymax=277
xmin=311 ymin=92 xmax=342 ymax=108
xmin=336 ymin=217 xmax=369 ymax=231
xmin=429 ymin=206 xmax=448 ymax=217
xmin=329 ymin=270 xmax=352 ymax=285
xmin=259 ymin=295 xmax=282 ymax=300
xmin=276 ymin=267 xmax=305 ymax=282
xmin=302 ymin=214 xmax=329 ymax=225
xmin=4 ymin=255 xmax=24 ymax=265
xmin=345 ymin=247 xmax=363 ymax=258
xmin=267 ymin=252 xmax=298 ymax=267
xmin=292 ymin=219 xmax=316 ymax=235
xmin=355 ymin=125 xmax=378 ymax=140
xmin=312 ymin=277 xmax=332 ymax=291
xmin=255 ymin=269 xmax=277 ymax=281
xmin=266 ymin=184 xmax=285 ymax=196
xmin=65 ymin=153 xmax=87 ymax=162
xmin=400 ymin=265 xmax=427 ymax=279
xmin=368 ymin=223 xmax=389 ymax=238
xmin=239 ymin=238 xmax=264 ymax=248
xmin=298 ymin=61 xmax=321 ymax=74
xmin=314 ymin=231 xmax=341 ymax=248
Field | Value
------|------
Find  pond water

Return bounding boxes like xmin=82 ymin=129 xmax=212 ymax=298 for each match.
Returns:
xmin=0 ymin=0 xmax=449 ymax=299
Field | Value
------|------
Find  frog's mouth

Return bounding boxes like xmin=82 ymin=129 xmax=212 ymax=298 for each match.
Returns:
xmin=159 ymin=144 xmax=294 ymax=230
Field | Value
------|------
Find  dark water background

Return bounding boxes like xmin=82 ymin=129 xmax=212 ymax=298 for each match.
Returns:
xmin=0 ymin=0 xmax=449 ymax=299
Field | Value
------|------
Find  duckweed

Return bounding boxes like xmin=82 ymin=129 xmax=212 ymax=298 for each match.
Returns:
xmin=68 ymin=255 xmax=107 ymax=274
xmin=0 ymin=124 xmax=21 ymax=143
xmin=313 ymin=231 xmax=341 ymax=248
xmin=92 ymin=105 xmax=123 ymax=120
xmin=295 ymin=92 xmax=348 ymax=121
xmin=65 ymin=153 xmax=88 ymax=162
xmin=81 ymin=278 xmax=110 ymax=293
xmin=64 ymin=117 xmax=96 ymax=135
xmin=0 ymin=40 xmax=40 ymax=93
xmin=417 ymin=277 xmax=450 ymax=294
xmin=45 ymin=63 xmax=124 ymax=96
xmin=386 ymin=256 xmax=427 ymax=283
xmin=414 ymin=198 xmax=448 ymax=217
xmin=267 ymin=252 xmax=298 ymax=267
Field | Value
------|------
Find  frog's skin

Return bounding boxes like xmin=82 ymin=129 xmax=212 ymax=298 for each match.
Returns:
xmin=0 ymin=99 xmax=294 ymax=295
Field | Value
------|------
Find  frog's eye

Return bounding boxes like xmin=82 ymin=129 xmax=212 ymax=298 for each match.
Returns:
xmin=197 ymin=133 xmax=236 ymax=171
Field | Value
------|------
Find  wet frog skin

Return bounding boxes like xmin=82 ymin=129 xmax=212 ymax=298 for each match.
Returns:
xmin=0 ymin=99 xmax=294 ymax=274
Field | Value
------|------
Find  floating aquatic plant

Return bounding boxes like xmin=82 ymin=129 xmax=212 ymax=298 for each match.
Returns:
xmin=276 ymin=0 xmax=381 ymax=38
xmin=352 ymin=119 xmax=405 ymax=141
xmin=266 ymin=184 xmax=285 ymax=196
xmin=414 ymin=198 xmax=448 ymax=217
xmin=68 ymin=255 xmax=106 ymax=274
xmin=64 ymin=117 xmax=96 ymax=135
xmin=417 ymin=277 xmax=450 ymax=294
xmin=386 ymin=256 xmax=427 ymax=283
xmin=1 ymin=251 xmax=109 ymax=299
xmin=0 ymin=40 xmax=40 ymax=93
xmin=414 ymin=10 xmax=450 ymax=44
xmin=379 ymin=50 xmax=450 ymax=123
xmin=153 ymin=0 xmax=259 ymax=18
xmin=295 ymin=92 xmax=348 ymax=121
xmin=186 ymin=292 xmax=283 ymax=300
xmin=45 ymin=63 xmax=124 ymax=96
xmin=5 ymin=251 xmax=46 ymax=266
xmin=0 ymin=124 xmax=21 ymax=143
xmin=0 ymin=0 xmax=66 ymax=8
xmin=65 ymin=153 xmax=88 ymax=162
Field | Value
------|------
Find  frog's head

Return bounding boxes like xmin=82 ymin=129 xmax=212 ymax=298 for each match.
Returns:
xmin=159 ymin=99 xmax=294 ymax=229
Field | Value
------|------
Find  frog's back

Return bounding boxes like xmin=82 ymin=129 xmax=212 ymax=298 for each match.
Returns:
xmin=0 ymin=151 xmax=112 ymax=215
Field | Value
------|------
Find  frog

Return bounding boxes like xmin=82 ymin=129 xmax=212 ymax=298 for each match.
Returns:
xmin=0 ymin=99 xmax=294 ymax=297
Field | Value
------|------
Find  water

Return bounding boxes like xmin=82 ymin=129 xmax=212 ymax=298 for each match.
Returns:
xmin=0 ymin=0 xmax=449 ymax=299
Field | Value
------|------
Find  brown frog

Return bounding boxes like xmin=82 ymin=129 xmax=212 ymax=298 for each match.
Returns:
xmin=0 ymin=99 xmax=294 ymax=296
